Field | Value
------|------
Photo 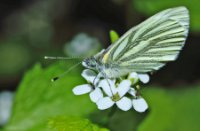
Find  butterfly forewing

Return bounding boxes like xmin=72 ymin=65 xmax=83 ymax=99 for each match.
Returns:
xmin=101 ymin=6 xmax=189 ymax=73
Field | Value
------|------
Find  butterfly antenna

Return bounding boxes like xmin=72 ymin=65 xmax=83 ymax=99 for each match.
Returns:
xmin=44 ymin=56 xmax=83 ymax=60
xmin=51 ymin=62 xmax=82 ymax=82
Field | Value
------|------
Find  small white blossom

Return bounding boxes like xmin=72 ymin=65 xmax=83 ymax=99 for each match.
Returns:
xmin=72 ymin=69 xmax=103 ymax=103
xmin=72 ymin=69 xmax=149 ymax=112
xmin=128 ymin=72 xmax=150 ymax=84
xmin=96 ymin=79 xmax=132 ymax=111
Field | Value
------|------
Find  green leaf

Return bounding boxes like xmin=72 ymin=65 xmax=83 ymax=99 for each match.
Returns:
xmin=48 ymin=116 xmax=109 ymax=131
xmin=109 ymin=30 xmax=120 ymax=43
xmin=133 ymin=0 xmax=200 ymax=32
xmin=3 ymin=62 xmax=98 ymax=131
xmin=137 ymin=85 xmax=200 ymax=131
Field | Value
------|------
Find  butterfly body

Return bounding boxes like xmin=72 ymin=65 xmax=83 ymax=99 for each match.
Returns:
xmin=83 ymin=6 xmax=189 ymax=79
xmin=82 ymin=57 xmax=121 ymax=78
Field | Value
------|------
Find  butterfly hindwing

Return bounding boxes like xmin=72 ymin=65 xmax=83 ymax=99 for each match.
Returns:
xmin=101 ymin=6 xmax=189 ymax=73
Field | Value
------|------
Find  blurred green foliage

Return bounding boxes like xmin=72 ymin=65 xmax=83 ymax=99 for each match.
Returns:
xmin=0 ymin=0 xmax=66 ymax=78
xmin=48 ymin=116 xmax=108 ymax=131
xmin=109 ymin=30 xmax=119 ymax=43
xmin=5 ymin=0 xmax=64 ymax=48
xmin=2 ymin=62 xmax=98 ymax=131
xmin=134 ymin=0 xmax=200 ymax=32
xmin=138 ymin=86 xmax=200 ymax=131
xmin=2 ymin=61 xmax=200 ymax=131
xmin=0 ymin=42 xmax=31 ymax=76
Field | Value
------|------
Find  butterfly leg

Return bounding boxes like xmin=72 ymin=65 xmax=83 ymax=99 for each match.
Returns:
xmin=101 ymin=71 xmax=114 ymax=96
xmin=93 ymin=73 xmax=102 ymax=86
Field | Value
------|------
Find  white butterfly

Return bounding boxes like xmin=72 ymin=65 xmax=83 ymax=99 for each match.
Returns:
xmin=82 ymin=6 xmax=189 ymax=79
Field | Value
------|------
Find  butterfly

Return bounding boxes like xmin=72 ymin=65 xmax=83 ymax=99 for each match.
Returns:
xmin=82 ymin=6 xmax=189 ymax=79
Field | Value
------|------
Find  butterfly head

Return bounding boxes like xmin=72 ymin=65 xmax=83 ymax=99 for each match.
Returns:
xmin=82 ymin=57 xmax=98 ymax=70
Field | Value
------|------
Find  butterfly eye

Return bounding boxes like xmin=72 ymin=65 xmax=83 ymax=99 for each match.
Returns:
xmin=83 ymin=57 xmax=97 ymax=69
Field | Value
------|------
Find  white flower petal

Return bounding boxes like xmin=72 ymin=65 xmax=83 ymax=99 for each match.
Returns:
xmin=98 ymin=79 xmax=116 ymax=97
xmin=82 ymin=61 xmax=87 ymax=68
xmin=128 ymin=88 xmax=136 ymax=97
xmin=116 ymin=97 xmax=132 ymax=111
xmin=117 ymin=80 xmax=131 ymax=97
xmin=128 ymin=72 xmax=139 ymax=84
xmin=96 ymin=97 xmax=114 ymax=110
xmin=81 ymin=69 xmax=97 ymax=83
xmin=89 ymin=88 xmax=103 ymax=103
xmin=132 ymin=97 xmax=148 ymax=113
xmin=138 ymin=74 xmax=150 ymax=84
xmin=72 ymin=84 xmax=93 ymax=95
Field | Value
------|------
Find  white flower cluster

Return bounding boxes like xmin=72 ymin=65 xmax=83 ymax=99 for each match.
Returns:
xmin=73 ymin=69 xmax=149 ymax=112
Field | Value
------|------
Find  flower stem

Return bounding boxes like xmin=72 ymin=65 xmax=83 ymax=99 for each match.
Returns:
xmin=108 ymin=105 xmax=117 ymax=118
xmin=100 ymin=105 xmax=117 ymax=127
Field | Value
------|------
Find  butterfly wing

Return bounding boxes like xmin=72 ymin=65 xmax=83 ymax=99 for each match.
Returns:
xmin=101 ymin=6 xmax=189 ymax=73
